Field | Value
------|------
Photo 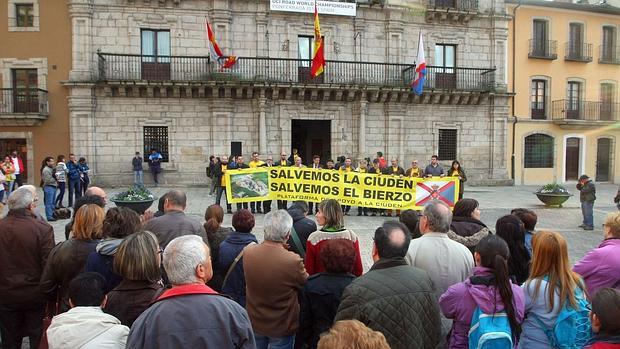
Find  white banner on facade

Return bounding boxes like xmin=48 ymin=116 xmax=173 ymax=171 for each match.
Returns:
xmin=270 ymin=0 xmax=357 ymax=16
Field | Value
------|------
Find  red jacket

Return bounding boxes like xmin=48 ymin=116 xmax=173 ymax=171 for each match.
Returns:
xmin=11 ymin=155 xmax=24 ymax=175
xmin=305 ymin=228 xmax=363 ymax=277
xmin=588 ymin=343 xmax=620 ymax=349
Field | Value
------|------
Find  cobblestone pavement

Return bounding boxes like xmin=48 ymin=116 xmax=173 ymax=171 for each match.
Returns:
xmin=39 ymin=182 xmax=619 ymax=271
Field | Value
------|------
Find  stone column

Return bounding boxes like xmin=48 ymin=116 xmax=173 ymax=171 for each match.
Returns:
xmin=258 ymin=97 xmax=267 ymax=154
xmin=67 ymin=83 xmax=96 ymax=172
xmin=67 ymin=0 xmax=93 ymax=82
xmin=357 ymin=99 xmax=367 ymax=157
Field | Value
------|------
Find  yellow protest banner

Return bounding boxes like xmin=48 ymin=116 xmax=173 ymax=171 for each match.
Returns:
xmin=225 ymin=167 xmax=460 ymax=210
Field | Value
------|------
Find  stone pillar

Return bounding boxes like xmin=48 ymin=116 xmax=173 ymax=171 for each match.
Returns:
xmin=258 ymin=97 xmax=267 ymax=154
xmin=67 ymin=83 xmax=96 ymax=172
xmin=357 ymin=99 xmax=367 ymax=157
xmin=67 ymin=0 xmax=94 ymax=82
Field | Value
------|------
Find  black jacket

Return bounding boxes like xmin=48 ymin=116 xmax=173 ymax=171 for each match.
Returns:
xmin=287 ymin=206 xmax=318 ymax=258
xmin=449 ymin=216 xmax=491 ymax=253
xmin=297 ymin=273 xmax=356 ymax=349
xmin=212 ymin=163 xmax=232 ymax=188
xmin=335 ymin=257 xmax=441 ymax=349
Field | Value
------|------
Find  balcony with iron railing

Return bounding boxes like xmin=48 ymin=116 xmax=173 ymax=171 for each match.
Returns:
xmin=528 ymin=39 xmax=557 ymax=60
xmin=0 ymin=88 xmax=49 ymax=126
xmin=97 ymin=52 xmax=496 ymax=93
xmin=427 ymin=0 xmax=478 ymax=11
xmin=552 ymin=99 xmax=618 ymax=125
xmin=564 ymin=42 xmax=593 ymax=62
xmin=599 ymin=45 xmax=620 ymax=65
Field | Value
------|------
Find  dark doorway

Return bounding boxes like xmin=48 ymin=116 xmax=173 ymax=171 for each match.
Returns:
xmin=0 ymin=139 xmax=28 ymax=182
xmin=231 ymin=141 xmax=242 ymax=158
xmin=565 ymin=137 xmax=581 ymax=180
xmin=596 ymin=138 xmax=612 ymax=182
xmin=291 ymin=120 xmax=331 ymax=165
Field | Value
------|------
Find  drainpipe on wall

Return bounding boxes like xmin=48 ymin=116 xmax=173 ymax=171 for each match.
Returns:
xmin=511 ymin=2 xmax=521 ymax=182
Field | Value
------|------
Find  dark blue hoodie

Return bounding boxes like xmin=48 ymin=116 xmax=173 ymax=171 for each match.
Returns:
xmin=218 ymin=231 xmax=258 ymax=307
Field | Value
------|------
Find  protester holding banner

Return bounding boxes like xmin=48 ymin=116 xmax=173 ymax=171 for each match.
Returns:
xmin=405 ymin=160 xmax=422 ymax=178
xmin=424 ymin=155 xmax=445 ymax=178
xmin=447 ymin=160 xmax=467 ymax=200
xmin=261 ymin=156 xmax=275 ymax=214
xmin=356 ymin=160 xmax=369 ymax=217
xmin=382 ymin=159 xmax=405 ymax=217
xmin=235 ymin=156 xmax=250 ymax=212
xmin=275 ymin=152 xmax=291 ymax=210
xmin=368 ymin=159 xmax=384 ymax=217
xmin=305 ymin=199 xmax=363 ymax=277
xmin=339 ymin=158 xmax=355 ymax=215
xmin=249 ymin=152 xmax=265 ymax=214
xmin=325 ymin=159 xmax=336 ymax=170
xmin=308 ymin=155 xmax=322 ymax=214
xmin=213 ymin=155 xmax=233 ymax=214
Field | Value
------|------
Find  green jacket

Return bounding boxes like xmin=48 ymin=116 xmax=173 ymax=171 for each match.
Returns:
xmin=577 ymin=180 xmax=596 ymax=202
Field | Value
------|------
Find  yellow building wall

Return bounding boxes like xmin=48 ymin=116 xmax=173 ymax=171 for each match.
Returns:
xmin=0 ymin=1 xmax=72 ymax=184
xmin=507 ymin=3 xmax=620 ymax=185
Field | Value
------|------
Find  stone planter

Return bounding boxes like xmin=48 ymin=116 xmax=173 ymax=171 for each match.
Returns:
xmin=111 ymin=199 xmax=155 ymax=214
xmin=534 ymin=193 xmax=572 ymax=207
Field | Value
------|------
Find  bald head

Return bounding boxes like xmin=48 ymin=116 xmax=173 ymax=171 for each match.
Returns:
xmin=164 ymin=190 xmax=187 ymax=212
xmin=422 ymin=201 xmax=452 ymax=233
xmin=85 ymin=186 xmax=107 ymax=204
xmin=373 ymin=221 xmax=411 ymax=259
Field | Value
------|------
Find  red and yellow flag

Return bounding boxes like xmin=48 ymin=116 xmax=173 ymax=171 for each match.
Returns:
xmin=310 ymin=2 xmax=325 ymax=78
xmin=206 ymin=19 xmax=237 ymax=69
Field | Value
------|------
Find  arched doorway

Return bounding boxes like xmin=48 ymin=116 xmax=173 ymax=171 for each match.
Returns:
xmin=565 ymin=137 xmax=581 ymax=181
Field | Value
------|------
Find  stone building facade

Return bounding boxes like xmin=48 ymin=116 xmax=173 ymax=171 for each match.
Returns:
xmin=66 ymin=0 xmax=511 ymax=186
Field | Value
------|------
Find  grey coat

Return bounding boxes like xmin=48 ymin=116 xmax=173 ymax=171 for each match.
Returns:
xmin=127 ymin=288 xmax=256 ymax=349
xmin=143 ymin=210 xmax=208 ymax=249
xmin=335 ymin=258 xmax=441 ymax=349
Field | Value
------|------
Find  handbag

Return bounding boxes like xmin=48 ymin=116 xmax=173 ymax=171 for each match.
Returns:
xmin=222 ymin=242 xmax=256 ymax=290
xmin=38 ymin=293 xmax=60 ymax=349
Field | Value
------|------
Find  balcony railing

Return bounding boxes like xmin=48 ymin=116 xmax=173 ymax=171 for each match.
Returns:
xmin=427 ymin=0 xmax=478 ymax=11
xmin=564 ymin=42 xmax=593 ymax=62
xmin=599 ymin=45 xmax=620 ymax=64
xmin=528 ymin=39 xmax=557 ymax=60
xmin=97 ymin=52 xmax=496 ymax=92
xmin=0 ymin=88 xmax=49 ymax=115
xmin=552 ymin=99 xmax=618 ymax=121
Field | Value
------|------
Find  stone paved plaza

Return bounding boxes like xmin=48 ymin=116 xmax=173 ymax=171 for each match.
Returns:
xmin=38 ymin=182 xmax=619 ymax=271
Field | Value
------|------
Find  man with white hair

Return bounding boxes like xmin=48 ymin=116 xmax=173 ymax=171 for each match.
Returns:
xmin=405 ymin=200 xmax=473 ymax=343
xmin=244 ymin=210 xmax=308 ymax=348
xmin=127 ymin=235 xmax=255 ymax=348
xmin=0 ymin=185 xmax=55 ymax=349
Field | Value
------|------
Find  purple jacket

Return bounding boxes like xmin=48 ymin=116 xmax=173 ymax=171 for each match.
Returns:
xmin=439 ymin=267 xmax=525 ymax=349
xmin=573 ymin=238 xmax=620 ymax=298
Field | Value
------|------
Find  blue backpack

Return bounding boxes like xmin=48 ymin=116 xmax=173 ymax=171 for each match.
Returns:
xmin=531 ymin=283 xmax=592 ymax=349
xmin=469 ymin=306 xmax=513 ymax=349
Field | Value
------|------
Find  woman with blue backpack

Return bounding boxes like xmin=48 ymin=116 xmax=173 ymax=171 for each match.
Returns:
xmin=439 ymin=234 xmax=525 ymax=348
xmin=520 ymin=230 xmax=592 ymax=349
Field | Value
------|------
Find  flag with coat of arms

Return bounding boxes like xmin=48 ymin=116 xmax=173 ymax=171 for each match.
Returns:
xmin=415 ymin=179 xmax=459 ymax=207
xmin=411 ymin=31 xmax=426 ymax=95
xmin=206 ymin=19 xmax=237 ymax=70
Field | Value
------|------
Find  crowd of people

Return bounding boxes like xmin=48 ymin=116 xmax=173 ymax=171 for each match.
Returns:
xmin=1 ymin=181 xmax=620 ymax=349
xmin=40 ymin=154 xmax=91 ymax=221
xmin=206 ymin=150 xmax=468 ymax=216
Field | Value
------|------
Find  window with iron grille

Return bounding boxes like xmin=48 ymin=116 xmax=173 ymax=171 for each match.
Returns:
xmin=15 ymin=4 xmax=34 ymax=27
xmin=438 ymin=129 xmax=457 ymax=161
xmin=143 ymin=126 xmax=169 ymax=162
xmin=524 ymin=133 xmax=554 ymax=168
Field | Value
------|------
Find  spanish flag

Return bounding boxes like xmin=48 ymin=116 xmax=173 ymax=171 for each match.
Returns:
xmin=310 ymin=1 xmax=325 ymax=78
xmin=206 ymin=19 xmax=237 ymax=69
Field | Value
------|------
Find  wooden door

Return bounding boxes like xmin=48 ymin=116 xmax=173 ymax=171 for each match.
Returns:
xmin=533 ymin=20 xmax=548 ymax=56
xmin=596 ymin=138 xmax=612 ymax=182
xmin=569 ymin=23 xmax=583 ymax=58
xmin=141 ymin=30 xmax=171 ymax=80
xmin=566 ymin=82 xmax=581 ymax=119
xmin=600 ymin=83 xmax=614 ymax=121
xmin=565 ymin=137 xmax=581 ymax=180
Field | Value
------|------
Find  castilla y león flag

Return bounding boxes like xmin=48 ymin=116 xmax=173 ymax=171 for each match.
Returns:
xmin=206 ymin=19 xmax=237 ymax=69
xmin=415 ymin=180 xmax=457 ymax=207
xmin=310 ymin=1 xmax=325 ymax=78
